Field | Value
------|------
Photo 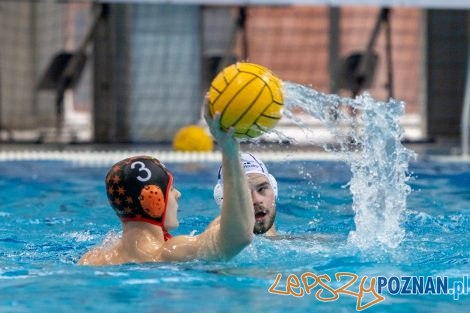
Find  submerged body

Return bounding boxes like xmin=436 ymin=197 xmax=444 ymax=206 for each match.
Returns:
xmin=79 ymin=112 xmax=255 ymax=266
xmin=79 ymin=221 xmax=223 ymax=264
xmin=2 ymin=159 xmax=469 ymax=312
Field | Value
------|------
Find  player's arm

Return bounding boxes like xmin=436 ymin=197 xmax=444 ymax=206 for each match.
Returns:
xmin=207 ymin=216 xmax=221 ymax=230
xmin=202 ymin=111 xmax=254 ymax=259
xmin=160 ymin=110 xmax=254 ymax=262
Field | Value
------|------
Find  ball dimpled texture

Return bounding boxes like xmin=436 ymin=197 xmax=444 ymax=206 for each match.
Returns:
xmin=207 ymin=63 xmax=283 ymax=139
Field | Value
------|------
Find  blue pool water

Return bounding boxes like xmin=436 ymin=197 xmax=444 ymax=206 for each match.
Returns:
xmin=0 ymin=159 xmax=469 ymax=312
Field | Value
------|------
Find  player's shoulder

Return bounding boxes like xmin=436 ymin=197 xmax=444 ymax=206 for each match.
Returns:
xmin=164 ymin=234 xmax=199 ymax=246
xmin=78 ymin=241 xmax=126 ymax=265
xmin=207 ymin=215 xmax=221 ymax=230
xmin=160 ymin=234 xmax=200 ymax=262
xmin=78 ymin=247 xmax=106 ymax=265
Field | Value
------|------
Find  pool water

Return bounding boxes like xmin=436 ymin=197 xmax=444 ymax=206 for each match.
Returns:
xmin=0 ymin=159 xmax=469 ymax=312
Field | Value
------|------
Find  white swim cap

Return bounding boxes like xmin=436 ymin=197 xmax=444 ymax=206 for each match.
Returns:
xmin=213 ymin=153 xmax=278 ymax=207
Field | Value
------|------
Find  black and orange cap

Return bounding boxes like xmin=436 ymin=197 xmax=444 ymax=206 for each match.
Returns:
xmin=105 ymin=156 xmax=173 ymax=229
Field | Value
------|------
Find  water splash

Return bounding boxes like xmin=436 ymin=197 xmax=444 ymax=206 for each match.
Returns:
xmin=282 ymin=81 xmax=416 ymax=250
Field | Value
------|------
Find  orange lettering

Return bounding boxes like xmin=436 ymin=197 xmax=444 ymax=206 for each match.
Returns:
xmin=315 ymin=274 xmax=339 ymax=301
xmin=301 ymin=272 xmax=319 ymax=295
xmin=287 ymin=274 xmax=304 ymax=297
xmin=356 ymin=276 xmax=385 ymax=311
xmin=335 ymin=272 xmax=360 ymax=297
xmin=268 ymin=274 xmax=290 ymax=295
xmin=269 ymin=271 xmax=387 ymax=311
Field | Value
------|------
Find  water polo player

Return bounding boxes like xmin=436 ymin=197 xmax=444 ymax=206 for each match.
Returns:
xmin=78 ymin=113 xmax=255 ymax=265
xmin=210 ymin=153 xmax=278 ymax=236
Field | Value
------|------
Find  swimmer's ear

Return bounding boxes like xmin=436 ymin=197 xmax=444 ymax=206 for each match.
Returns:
xmin=139 ymin=185 xmax=165 ymax=218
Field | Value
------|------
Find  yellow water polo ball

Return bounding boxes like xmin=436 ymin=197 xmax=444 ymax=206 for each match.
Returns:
xmin=207 ymin=62 xmax=283 ymax=139
xmin=173 ymin=125 xmax=213 ymax=152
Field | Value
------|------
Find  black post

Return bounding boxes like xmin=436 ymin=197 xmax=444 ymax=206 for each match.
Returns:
xmin=238 ymin=6 xmax=248 ymax=60
xmin=384 ymin=9 xmax=394 ymax=99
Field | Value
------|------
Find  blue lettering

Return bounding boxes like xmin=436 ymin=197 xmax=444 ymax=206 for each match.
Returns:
xmin=401 ymin=276 xmax=412 ymax=294
xmin=464 ymin=276 xmax=468 ymax=295
xmin=412 ymin=276 xmax=424 ymax=294
xmin=377 ymin=277 xmax=387 ymax=294
xmin=388 ymin=277 xmax=400 ymax=295
xmin=453 ymin=282 xmax=463 ymax=300
xmin=436 ymin=276 xmax=448 ymax=294
xmin=424 ymin=277 xmax=436 ymax=294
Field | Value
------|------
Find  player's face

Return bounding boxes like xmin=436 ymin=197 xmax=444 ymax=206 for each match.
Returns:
xmin=247 ymin=173 xmax=276 ymax=234
xmin=164 ymin=184 xmax=181 ymax=230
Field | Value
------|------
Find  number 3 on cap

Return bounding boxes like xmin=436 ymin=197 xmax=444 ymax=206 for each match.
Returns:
xmin=131 ymin=161 xmax=151 ymax=182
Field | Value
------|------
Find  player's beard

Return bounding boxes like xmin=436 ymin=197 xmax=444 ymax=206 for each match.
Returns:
xmin=253 ymin=205 xmax=276 ymax=234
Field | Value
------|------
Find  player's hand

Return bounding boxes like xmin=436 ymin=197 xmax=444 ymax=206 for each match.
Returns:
xmin=204 ymin=99 xmax=238 ymax=153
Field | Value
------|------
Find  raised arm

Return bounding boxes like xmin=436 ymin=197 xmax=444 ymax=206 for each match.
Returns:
xmin=160 ymin=107 xmax=254 ymax=262
xmin=206 ymin=113 xmax=254 ymax=258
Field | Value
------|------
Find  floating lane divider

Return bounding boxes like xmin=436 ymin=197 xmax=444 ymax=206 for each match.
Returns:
xmin=0 ymin=150 xmax=342 ymax=166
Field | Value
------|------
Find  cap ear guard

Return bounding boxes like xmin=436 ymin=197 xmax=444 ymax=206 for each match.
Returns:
xmin=267 ymin=174 xmax=278 ymax=200
xmin=213 ymin=181 xmax=224 ymax=207
xmin=139 ymin=185 xmax=166 ymax=218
